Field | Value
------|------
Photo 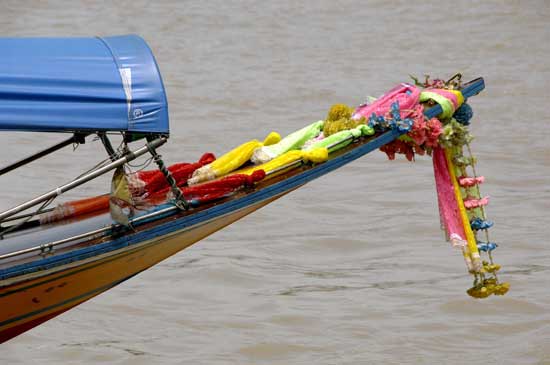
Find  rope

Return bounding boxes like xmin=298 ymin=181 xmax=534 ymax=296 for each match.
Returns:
xmin=146 ymin=145 xmax=189 ymax=210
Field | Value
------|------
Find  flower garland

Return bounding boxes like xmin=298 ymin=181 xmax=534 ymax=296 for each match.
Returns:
xmin=373 ymin=75 xmax=509 ymax=298
xmin=377 ymin=103 xmax=443 ymax=161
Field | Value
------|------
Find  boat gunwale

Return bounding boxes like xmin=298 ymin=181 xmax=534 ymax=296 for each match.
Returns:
xmin=0 ymin=76 xmax=486 ymax=285
xmin=0 ymin=129 xmax=404 ymax=283
xmin=0 ymin=195 xmax=283 ymax=289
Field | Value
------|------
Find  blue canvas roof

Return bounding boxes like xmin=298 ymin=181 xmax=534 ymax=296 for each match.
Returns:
xmin=0 ymin=35 xmax=169 ymax=134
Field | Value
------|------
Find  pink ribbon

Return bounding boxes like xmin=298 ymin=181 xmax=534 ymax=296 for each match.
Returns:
xmin=426 ymin=88 xmax=460 ymax=110
xmin=352 ymin=83 xmax=420 ymax=120
xmin=432 ymin=147 xmax=467 ymax=246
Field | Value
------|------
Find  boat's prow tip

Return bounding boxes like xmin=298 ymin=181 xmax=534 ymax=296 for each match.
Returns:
xmin=462 ymin=77 xmax=485 ymax=98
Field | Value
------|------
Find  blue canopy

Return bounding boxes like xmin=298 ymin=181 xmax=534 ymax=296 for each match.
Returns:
xmin=0 ymin=35 xmax=169 ymax=134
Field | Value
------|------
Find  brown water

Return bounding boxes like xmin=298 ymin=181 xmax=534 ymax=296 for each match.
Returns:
xmin=1 ymin=1 xmax=549 ymax=364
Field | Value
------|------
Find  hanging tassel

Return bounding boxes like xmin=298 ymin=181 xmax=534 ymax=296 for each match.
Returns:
xmin=444 ymin=148 xmax=483 ymax=273
xmin=477 ymin=242 xmax=498 ymax=252
xmin=470 ymin=217 xmax=494 ymax=231
xmin=463 ymin=196 xmax=489 ymax=209
xmin=458 ymin=175 xmax=485 ymax=187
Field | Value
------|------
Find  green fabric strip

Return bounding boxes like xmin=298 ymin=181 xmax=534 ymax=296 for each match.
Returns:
xmin=253 ymin=120 xmax=324 ymax=163
xmin=304 ymin=124 xmax=374 ymax=153
xmin=420 ymin=91 xmax=454 ymax=120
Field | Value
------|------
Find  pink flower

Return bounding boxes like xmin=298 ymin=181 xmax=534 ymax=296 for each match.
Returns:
xmin=425 ymin=118 xmax=443 ymax=148
xmin=408 ymin=117 xmax=427 ymax=146
xmin=463 ymin=196 xmax=490 ymax=209
xmin=380 ymin=140 xmax=416 ymax=161
xmin=458 ymin=176 xmax=485 ymax=187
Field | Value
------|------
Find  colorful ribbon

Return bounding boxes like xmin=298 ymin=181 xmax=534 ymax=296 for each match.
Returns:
xmin=352 ymin=83 xmax=420 ymax=120
xmin=444 ymin=148 xmax=483 ymax=273
xmin=189 ymin=132 xmax=281 ymax=185
xmin=251 ymin=121 xmax=323 ymax=165
xmin=420 ymin=89 xmax=464 ymax=120
xmin=303 ymin=124 xmax=374 ymax=153
xmin=234 ymin=148 xmax=328 ymax=178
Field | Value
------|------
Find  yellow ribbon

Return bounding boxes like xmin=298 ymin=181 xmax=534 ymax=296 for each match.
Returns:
xmin=210 ymin=132 xmax=280 ymax=176
xmin=189 ymin=132 xmax=281 ymax=185
xmin=234 ymin=148 xmax=328 ymax=178
xmin=449 ymin=89 xmax=465 ymax=108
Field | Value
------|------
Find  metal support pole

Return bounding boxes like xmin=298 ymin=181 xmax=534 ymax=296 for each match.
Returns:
xmin=0 ymin=133 xmax=88 ymax=177
xmin=0 ymin=137 xmax=168 ymax=223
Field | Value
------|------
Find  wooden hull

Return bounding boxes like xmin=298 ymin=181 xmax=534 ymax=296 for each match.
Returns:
xmin=0 ymin=127 xmax=415 ymax=343
xmin=0 ymin=128 xmax=404 ymax=344
xmin=0 ymin=193 xmax=284 ymax=343
xmin=0 ymin=77 xmax=486 ymax=344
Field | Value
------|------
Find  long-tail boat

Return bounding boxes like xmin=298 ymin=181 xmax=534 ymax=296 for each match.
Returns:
xmin=0 ymin=35 xmax=499 ymax=344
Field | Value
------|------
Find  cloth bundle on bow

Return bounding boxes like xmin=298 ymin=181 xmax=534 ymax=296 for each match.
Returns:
xmin=303 ymin=124 xmax=374 ymax=153
xmin=40 ymin=153 xmax=218 ymax=224
xmin=128 ymin=153 xmax=216 ymax=199
xmin=352 ymin=83 xmax=421 ymax=121
xmin=251 ymin=121 xmax=324 ymax=165
xmin=234 ymin=148 xmax=329 ymax=178
xmin=189 ymin=132 xmax=281 ymax=185
xmin=419 ymin=88 xmax=464 ymax=121
xmin=180 ymin=170 xmax=266 ymax=203
xmin=40 ymin=195 xmax=111 ymax=224
xmin=352 ymin=82 xmax=446 ymax=161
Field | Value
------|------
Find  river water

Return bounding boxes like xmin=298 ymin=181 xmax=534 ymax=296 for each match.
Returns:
xmin=1 ymin=1 xmax=549 ymax=364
